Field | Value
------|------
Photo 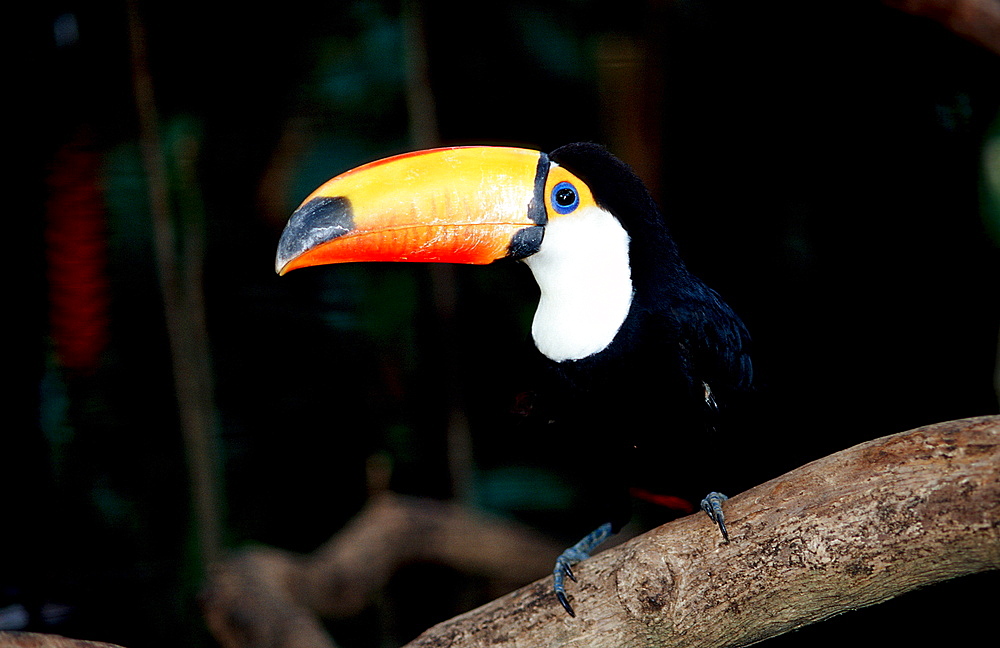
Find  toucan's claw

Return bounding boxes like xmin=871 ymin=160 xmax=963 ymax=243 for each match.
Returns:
xmin=564 ymin=561 xmax=577 ymax=582
xmin=553 ymin=555 xmax=578 ymax=616
xmin=556 ymin=591 xmax=576 ymax=617
xmin=700 ymin=491 xmax=730 ymax=542
xmin=552 ymin=521 xmax=614 ymax=617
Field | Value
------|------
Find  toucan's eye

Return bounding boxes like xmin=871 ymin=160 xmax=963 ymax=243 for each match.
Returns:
xmin=551 ymin=181 xmax=580 ymax=215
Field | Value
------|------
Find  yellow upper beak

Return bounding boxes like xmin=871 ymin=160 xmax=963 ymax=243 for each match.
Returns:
xmin=275 ymin=146 xmax=549 ymax=275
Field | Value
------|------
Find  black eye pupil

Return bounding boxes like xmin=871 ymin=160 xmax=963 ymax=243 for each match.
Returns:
xmin=556 ymin=187 xmax=576 ymax=206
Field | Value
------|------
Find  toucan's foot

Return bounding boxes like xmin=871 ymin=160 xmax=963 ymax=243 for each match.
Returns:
xmin=553 ymin=522 xmax=614 ymax=617
xmin=700 ymin=492 xmax=730 ymax=541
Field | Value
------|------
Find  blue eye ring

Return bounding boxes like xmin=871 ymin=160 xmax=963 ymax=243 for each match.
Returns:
xmin=550 ymin=181 xmax=580 ymax=215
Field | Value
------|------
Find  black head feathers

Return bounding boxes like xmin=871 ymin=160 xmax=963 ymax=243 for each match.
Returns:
xmin=549 ymin=142 xmax=683 ymax=283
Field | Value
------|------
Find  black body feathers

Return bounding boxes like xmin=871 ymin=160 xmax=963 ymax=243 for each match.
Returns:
xmin=526 ymin=143 xmax=753 ymax=531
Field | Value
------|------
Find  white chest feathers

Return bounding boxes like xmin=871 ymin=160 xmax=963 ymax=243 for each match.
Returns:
xmin=523 ymin=205 xmax=634 ymax=362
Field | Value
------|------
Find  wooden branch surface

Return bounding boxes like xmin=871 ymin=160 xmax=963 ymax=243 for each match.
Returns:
xmin=404 ymin=416 xmax=999 ymax=648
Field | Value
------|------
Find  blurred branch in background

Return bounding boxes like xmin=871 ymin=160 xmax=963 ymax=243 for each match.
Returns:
xmin=402 ymin=0 xmax=475 ymax=505
xmin=597 ymin=33 xmax=664 ymax=202
xmin=0 ymin=632 xmax=126 ymax=648
xmin=403 ymin=0 xmax=439 ymax=151
xmin=201 ymin=492 xmax=564 ymax=648
xmin=883 ymin=0 xmax=1000 ymax=56
xmin=125 ymin=0 xmax=222 ymax=568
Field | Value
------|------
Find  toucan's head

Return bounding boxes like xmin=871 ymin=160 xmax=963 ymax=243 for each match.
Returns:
xmin=274 ymin=143 xmax=647 ymax=275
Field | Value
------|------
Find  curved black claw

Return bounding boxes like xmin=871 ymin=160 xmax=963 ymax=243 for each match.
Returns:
xmin=700 ymin=491 xmax=730 ymax=542
xmin=562 ymin=560 xmax=576 ymax=583
xmin=552 ymin=522 xmax=613 ymax=617
xmin=557 ymin=591 xmax=576 ymax=617
xmin=553 ymin=554 xmax=580 ymax=617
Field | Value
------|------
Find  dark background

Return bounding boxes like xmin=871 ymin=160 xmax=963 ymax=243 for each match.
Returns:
xmin=10 ymin=1 xmax=999 ymax=646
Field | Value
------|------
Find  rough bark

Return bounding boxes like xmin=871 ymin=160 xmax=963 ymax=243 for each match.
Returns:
xmin=202 ymin=416 xmax=999 ymax=648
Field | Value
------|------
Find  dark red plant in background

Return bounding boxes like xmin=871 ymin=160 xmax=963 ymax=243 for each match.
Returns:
xmin=46 ymin=129 xmax=109 ymax=375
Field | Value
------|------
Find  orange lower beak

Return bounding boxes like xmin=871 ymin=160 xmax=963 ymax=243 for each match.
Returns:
xmin=275 ymin=146 xmax=548 ymax=275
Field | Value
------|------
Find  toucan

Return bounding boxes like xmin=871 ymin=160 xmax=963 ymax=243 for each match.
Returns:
xmin=275 ymin=142 xmax=753 ymax=616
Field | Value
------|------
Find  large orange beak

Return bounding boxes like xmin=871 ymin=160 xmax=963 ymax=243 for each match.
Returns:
xmin=275 ymin=146 xmax=549 ymax=275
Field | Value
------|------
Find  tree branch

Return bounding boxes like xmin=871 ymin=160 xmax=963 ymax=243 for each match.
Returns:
xmin=202 ymin=416 xmax=999 ymax=648
xmin=405 ymin=416 xmax=999 ymax=647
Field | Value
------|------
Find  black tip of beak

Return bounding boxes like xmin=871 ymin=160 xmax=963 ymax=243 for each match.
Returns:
xmin=275 ymin=196 xmax=354 ymax=274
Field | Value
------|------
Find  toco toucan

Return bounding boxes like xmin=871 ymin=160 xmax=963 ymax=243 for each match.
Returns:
xmin=275 ymin=142 xmax=753 ymax=616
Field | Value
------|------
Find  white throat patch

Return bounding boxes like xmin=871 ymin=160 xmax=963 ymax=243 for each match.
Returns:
xmin=523 ymin=205 xmax=634 ymax=362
